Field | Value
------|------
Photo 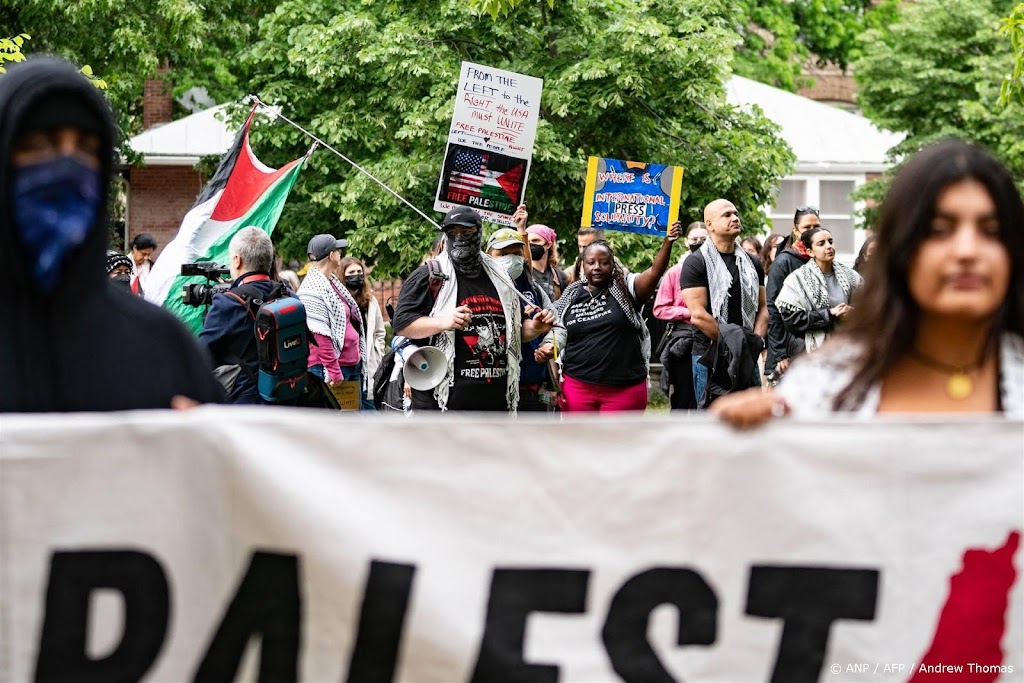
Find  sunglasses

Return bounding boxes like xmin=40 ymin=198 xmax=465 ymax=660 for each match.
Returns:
xmin=795 ymin=205 xmax=820 ymax=216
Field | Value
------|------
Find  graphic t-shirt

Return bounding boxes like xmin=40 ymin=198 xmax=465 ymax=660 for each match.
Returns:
xmin=563 ymin=274 xmax=646 ymax=386
xmin=679 ymin=249 xmax=765 ymax=356
xmin=392 ymin=265 xmax=509 ymax=411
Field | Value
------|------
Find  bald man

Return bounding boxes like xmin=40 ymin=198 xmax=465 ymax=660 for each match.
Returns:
xmin=679 ymin=199 xmax=767 ymax=406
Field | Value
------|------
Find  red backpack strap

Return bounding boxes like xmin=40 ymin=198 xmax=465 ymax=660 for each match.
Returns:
xmin=425 ymin=259 xmax=447 ymax=302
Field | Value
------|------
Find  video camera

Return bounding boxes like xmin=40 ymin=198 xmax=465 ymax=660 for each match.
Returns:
xmin=181 ymin=262 xmax=231 ymax=307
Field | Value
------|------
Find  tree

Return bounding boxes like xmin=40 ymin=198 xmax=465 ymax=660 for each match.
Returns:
xmin=1 ymin=1 xmax=273 ymax=135
xmin=999 ymin=3 xmax=1024 ymax=106
xmin=236 ymin=0 xmax=794 ymax=278
xmin=852 ymin=0 xmax=1023 ymax=228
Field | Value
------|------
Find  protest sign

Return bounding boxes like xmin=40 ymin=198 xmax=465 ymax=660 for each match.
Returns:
xmin=581 ymin=157 xmax=684 ymax=236
xmin=435 ymin=62 xmax=543 ymax=226
xmin=1 ymin=411 xmax=1021 ymax=682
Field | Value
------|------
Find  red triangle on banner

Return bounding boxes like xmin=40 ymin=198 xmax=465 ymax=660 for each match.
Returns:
xmin=496 ymin=164 xmax=523 ymax=203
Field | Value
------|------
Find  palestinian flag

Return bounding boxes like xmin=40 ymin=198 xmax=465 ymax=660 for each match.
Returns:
xmin=144 ymin=106 xmax=307 ymax=334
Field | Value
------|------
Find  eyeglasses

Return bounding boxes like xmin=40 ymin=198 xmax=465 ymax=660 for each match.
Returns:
xmin=795 ymin=205 xmax=820 ymax=216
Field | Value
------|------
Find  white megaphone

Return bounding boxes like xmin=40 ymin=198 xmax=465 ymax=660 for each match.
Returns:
xmin=397 ymin=344 xmax=447 ymax=391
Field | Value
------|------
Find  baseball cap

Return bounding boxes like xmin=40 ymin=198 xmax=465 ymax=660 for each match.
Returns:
xmin=442 ymin=207 xmax=482 ymax=231
xmin=307 ymin=234 xmax=349 ymax=261
xmin=486 ymin=228 xmax=525 ymax=251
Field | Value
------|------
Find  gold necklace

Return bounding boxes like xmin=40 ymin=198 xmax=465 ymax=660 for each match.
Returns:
xmin=907 ymin=348 xmax=983 ymax=400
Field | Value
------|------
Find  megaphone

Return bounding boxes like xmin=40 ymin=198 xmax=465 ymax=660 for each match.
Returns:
xmin=397 ymin=344 xmax=447 ymax=391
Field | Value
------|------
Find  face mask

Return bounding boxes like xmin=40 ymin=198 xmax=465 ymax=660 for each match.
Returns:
xmin=446 ymin=230 xmax=482 ymax=277
xmin=529 ymin=243 xmax=546 ymax=260
xmin=110 ymin=273 xmax=132 ymax=292
xmin=344 ymin=274 xmax=364 ymax=289
xmin=13 ymin=156 xmax=101 ymax=291
xmin=497 ymin=254 xmax=525 ymax=280
xmin=688 ymin=240 xmax=705 ymax=253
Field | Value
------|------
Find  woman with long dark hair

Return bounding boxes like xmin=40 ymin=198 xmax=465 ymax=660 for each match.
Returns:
xmin=339 ymin=256 xmax=385 ymax=410
xmin=853 ymin=234 xmax=876 ymax=275
xmin=713 ymin=139 xmax=1023 ymax=423
xmin=554 ymin=225 xmax=680 ymax=411
xmin=775 ymin=227 xmax=862 ymax=355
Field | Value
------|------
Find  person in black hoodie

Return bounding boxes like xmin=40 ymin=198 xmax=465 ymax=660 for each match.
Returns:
xmin=0 ymin=56 xmax=223 ymax=411
xmin=764 ymin=205 xmax=821 ymax=383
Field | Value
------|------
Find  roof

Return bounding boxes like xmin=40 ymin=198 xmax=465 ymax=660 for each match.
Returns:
xmin=726 ymin=75 xmax=902 ymax=173
xmin=125 ymin=78 xmax=902 ymax=172
xmin=124 ymin=104 xmax=235 ymax=166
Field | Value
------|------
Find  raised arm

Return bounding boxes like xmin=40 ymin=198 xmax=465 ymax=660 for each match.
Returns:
xmin=632 ymin=221 xmax=681 ymax=302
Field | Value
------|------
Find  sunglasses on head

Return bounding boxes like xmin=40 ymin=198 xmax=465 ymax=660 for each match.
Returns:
xmin=795 ymin=205 xmax=820 ymax=216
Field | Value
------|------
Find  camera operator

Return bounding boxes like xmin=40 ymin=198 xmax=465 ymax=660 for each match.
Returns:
xmin=198 ymin=227 xmax=282 ymax=404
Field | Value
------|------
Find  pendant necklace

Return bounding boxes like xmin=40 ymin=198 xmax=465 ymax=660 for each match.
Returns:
xmin=907 ymin=348 xmax=984 ymax=400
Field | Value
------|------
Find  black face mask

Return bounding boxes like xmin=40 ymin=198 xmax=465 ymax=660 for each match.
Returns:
xmin=688 ymin=240 xmax=705 ymax=253
xmin=529 ymin=243 xmax=546 ymax=260
xmin=344 ymin=274 xmax=364 ymax=289
xmin=110 ymin=274 xmax=131 ymax=292
xmin=446 ymin=229 xmax=483 ymax=277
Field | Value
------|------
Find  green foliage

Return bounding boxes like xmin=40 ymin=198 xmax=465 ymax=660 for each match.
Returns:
xmin=1 ymin=33 xmax=107 ymax=87
xmin=2 ymin=1 xmax=274 ymax=134
xmin=236 ymin=0 xmax=793 ymax=278
xmin=853 ymin=0 xmax=1024 ymax=228
xmin=732 ymin=0 xmax=901 ymax=91
xmin=1000 ymin=3 xmax=1024 ymax=106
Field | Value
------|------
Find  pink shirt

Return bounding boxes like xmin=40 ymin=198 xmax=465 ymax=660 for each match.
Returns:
xmin=309 ymin=332 xmax=342 ymax=382
xmin=653 ymin=263 xmax=690 ymax=322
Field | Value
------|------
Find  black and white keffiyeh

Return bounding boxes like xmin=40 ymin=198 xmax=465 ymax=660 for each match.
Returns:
xmin=555 ymin=274 xmax=652 ymax=372
xmin=775 ymin=259 xmax=861 ymax=352
xmin=700 ymin=240 xmax=759 ymax=331
xmin=298 ymin=266 xmax=366 ymax=369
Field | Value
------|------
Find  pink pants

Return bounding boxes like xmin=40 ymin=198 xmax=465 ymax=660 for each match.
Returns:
xmin=561 ymin=375 xmax=648 ymax=412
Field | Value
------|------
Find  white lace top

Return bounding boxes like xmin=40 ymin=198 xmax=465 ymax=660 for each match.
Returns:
xmin=775 ymin=333 xmax=1024 ymax=419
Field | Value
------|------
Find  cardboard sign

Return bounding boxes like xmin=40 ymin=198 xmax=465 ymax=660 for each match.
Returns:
xmin=434 ymin=62 xmax=543 ymax=226
xmin=581 ymin=157 xmax=684 ymax=235
xmin=329 ymin=380 xmax=360 ymax=410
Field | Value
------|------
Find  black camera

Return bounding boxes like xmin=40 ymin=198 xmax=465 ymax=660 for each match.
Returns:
xmin=181 ymin=262 xmax=231 ymax=307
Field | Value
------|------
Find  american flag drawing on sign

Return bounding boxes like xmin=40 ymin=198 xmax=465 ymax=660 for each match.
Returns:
xmin=449 ymin=149 xmax=493 ymax=197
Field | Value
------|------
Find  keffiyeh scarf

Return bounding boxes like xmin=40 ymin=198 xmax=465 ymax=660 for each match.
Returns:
xmin=298 ymin=266 xmax=366 ymax=373
xmin=555 ymin=275 xmax=652 ymax=373
xmin=775 ymin=259 xmax=860 ymax=352
xmin=700 ymin=240 xmax=759 ymax=331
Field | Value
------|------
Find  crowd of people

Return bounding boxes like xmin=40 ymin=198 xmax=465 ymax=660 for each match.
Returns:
xmin=3 ymin=55 xmax=1021 ymax=421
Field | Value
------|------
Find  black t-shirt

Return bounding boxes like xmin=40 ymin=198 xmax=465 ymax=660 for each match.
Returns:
xmin=562 ymin=278 xmax=646 ymax=386
xmin=392 ymin=265 xmax=509 ymax=411
xmin=679 ymin=249 xmax=765 ymax=355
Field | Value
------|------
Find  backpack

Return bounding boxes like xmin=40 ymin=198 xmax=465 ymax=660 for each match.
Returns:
xmin=227 ymin=282 xmax=309 ymax=403
xmin=372 ymin=260 xmax=447 ymax=411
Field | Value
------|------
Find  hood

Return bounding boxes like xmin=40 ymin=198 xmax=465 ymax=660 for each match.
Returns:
xmin=0 ymin=56 xmax=117 ymax=300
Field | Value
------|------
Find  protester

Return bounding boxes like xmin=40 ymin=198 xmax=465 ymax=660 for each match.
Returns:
xmin=853 ymin=234 xmax=877 ymax=275
xmin=653 ymin=221 xmax=706 ymax=410
xmin=741 ymin=236 xmax=762 ymax=259
xmin=681 ymin=199 xmax=767 ymax=407
xmin=105 ymin=249 xmax=135 ymax=294
xmin=298 ymin=234 xmax=360 ymax=392
xmin=553 ymin=223 xmax=681 ymax=411
xmin=128 ymin=232 xmax=157 ymax=296
xmin=764 ymin=206 xmax=821 ymax=383
xmin=391 ymin=207 xmax=553 ymax=412
xmin=340 ymin=256 xmax=386 ymax=410
xmin=0 ymin=56 xmax=222 ymax=411
xmin=576 ymin=226 xmax=604 ymax=253
xmin=278 ymin=269 xmax=301 ymax=291
xmin=775 ymin=227 xmax=862 ymax=356
xmin=486 ymin=227 xmax=561 ymax=411
xmin=198 ymin=227 xmax=284 ymax=404
xmin=524 ymin=223 xmax=568 ymax=302
xmin=712 ymin=138 xmax=1023 ymax=427
xmin=759 ymin=234 xmax=785 ymax=275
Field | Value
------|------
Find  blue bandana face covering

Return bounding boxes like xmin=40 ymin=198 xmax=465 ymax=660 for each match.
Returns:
xmin=12 ymin=155 xmax=101 ymax=291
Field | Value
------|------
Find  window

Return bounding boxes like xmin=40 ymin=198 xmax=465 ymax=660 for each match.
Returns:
xmin=765 ymin=175 xmax=865 ymax=258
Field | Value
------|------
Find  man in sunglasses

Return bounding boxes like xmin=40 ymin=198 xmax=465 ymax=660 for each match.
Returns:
xmin=764 ymin=205 xmax=822 ymax=382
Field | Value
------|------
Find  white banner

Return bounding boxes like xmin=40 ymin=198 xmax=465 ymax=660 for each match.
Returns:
xmin=434 ymin=61 xmax=543 ymax=226
xmin=1 ymin=410 xmax=1021 ymax=682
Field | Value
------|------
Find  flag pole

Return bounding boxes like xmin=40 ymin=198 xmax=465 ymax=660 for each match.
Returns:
xmin=246 ymin=95 xmax=442 ymax=231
